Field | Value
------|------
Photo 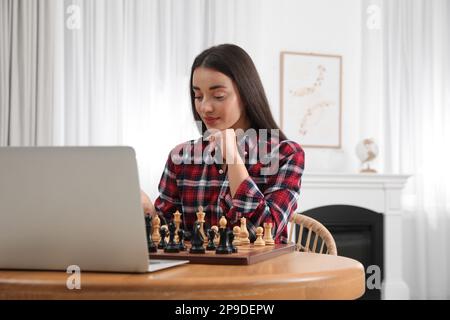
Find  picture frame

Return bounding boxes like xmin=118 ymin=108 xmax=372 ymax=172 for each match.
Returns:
xmin=280 ymin=51 xmax=342 ymax=148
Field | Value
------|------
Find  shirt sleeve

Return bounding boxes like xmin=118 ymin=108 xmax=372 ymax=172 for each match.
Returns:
xmin=226 ymin=140 xmax=305 ymax=243
xmin=153 ymin=151 xmax=182 ymax=224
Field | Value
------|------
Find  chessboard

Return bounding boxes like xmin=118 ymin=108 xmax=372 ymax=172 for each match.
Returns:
xmin=149 ymin=242 xmax=295 ymax=265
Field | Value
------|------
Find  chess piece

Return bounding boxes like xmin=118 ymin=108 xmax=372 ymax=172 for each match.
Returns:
xmin=219 ymin=216 xmax=227 ymax=229
xmin=232 ymin=226 xmax=241 ymax=246
xmin=196 ymin=206 xmax=207 ymax=243
xmin=216 ymin=228 xmax=232 ymax=254
xmin=206 ymin=228 xmax=216 ymax=251
xmin=158 ymin=225 xmax=168 ymax=249
xmin=211 ymin=225 xmax=220 ymax=246
xmin=239 ymin=217 xmax=250 ymax=244
xmin=216 ymin=216 xmax=232 ymax=254
xmin=165 ymin=225 xmax=170 ymax=243
xmin=189 ymin=221 xmax=206 ymax=254
xmin=228 ymin=230 xmax=238 ymax=253
xmin=254 ymin=226 xmax=266 ymax=246
xmin=152 ymin=214 xmax=161 ymax=243
xmin=263 ymin=222 xmax=275 ymax=245
xmin=164 ymin=221 xmax=180 ymax=253
xmin=145 ymin=215 xmax=157 ymax=253
xmin=173 ymin=210 xmax=182 ymax=242
xmin=177 ymin=229 xmax=186 ymax=251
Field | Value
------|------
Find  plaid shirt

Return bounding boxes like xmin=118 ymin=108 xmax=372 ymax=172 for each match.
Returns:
xmin=154 ymin=134 xmax=305 ymax=244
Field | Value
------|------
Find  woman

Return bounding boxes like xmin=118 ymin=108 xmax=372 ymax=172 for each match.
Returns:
xmin=142 ymin=44 xmax=304 ymax=243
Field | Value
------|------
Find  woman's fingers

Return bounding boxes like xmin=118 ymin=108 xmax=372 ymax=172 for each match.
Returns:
xmin=211 ymin=129 xmax=238 ymax=163
xmin=208 ymin=130 xmax=223 ymax=146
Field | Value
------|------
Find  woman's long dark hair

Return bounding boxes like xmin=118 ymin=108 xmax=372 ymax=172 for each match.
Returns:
xmin=189 ymin=44 xmax=287 ymax=141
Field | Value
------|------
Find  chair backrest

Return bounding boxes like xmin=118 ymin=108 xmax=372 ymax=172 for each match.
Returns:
xmin=288 ymin=213 xmax=338 ymax=255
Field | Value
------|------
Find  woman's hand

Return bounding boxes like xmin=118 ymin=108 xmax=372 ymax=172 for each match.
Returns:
xmin=208 ymin=129 xmax=243 ymax=164
xmin=140 ymin=190 xmax=157 ymax=217
xmin=209 ymin=129 xmax=249 ymax=197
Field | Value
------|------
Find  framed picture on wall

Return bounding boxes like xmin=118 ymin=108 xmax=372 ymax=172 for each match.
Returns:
xmin=280 ymin=51 xmax=342 ymax=148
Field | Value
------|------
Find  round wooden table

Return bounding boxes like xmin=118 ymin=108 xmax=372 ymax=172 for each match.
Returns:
xmin=0 ymin=252 xmax=365 ymax=299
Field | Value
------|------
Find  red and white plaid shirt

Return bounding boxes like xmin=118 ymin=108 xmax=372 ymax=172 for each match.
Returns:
xmin=154 ymin=134 xmax=305 ymax=244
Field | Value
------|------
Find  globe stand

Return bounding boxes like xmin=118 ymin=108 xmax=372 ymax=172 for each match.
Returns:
xmin=360 ymin=162 xmax=377 ymax=173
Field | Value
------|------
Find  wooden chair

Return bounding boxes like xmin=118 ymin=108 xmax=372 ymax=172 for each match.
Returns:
xmin=288 ymin=213 xmax=338 ymax=255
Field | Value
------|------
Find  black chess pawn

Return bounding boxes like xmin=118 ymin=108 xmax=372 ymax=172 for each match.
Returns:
xmin=206 ymin=228 xmax=216 ymax=251
xmin=189 ymin=221 xmax=206 ymax=254
xmin=158 ymin=226 xmax=168 ymax=249
xmin=216 ymin=227 xmax=232 ymax=254
xmin=228 ymin=230 xmax=238 ymax=253
xmin=164 ymin=221 xmax=180 ymax=253
xmin=145 ymin=215 xmax=157 ymax=253
xmin=177 ymin=229 xmax=186 ymax=251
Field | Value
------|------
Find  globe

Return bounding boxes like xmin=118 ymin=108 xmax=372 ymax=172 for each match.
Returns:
xmin=355 ymin=138 xmax=379 ymax=173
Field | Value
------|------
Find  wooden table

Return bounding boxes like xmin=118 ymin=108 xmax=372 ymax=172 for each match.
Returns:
xmin=0 ymin=252 xmax=365 ymax=300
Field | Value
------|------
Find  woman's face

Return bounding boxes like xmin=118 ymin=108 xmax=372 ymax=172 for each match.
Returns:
xmin=193 ymin=67 xmax=249 ymax=131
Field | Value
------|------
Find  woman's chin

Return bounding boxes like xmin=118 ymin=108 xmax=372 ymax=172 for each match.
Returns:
xmin=205 ymin=124 xmax=226 ymax=131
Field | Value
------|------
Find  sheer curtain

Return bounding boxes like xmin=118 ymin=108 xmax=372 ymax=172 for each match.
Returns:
xmin=0 ymin=0 xmax=62 ymax=146
xmin=362 ymin=0 xmax=450 ymax=299
xmin=0 ymin=0 xmax=263 ymax=200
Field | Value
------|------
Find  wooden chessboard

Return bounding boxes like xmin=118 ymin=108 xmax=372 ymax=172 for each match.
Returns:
xmin=149 ymin=242 xmax=295 ymax=265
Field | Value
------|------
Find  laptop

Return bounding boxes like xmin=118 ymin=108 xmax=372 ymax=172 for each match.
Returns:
xmin=0 ymin=146 xmax=188 ymax=273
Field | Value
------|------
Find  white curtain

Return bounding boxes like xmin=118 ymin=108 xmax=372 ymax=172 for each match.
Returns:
xmin=0 ymin=0 xmax=263 ymax=200
xmin=362 ymin=0 xmax=450 ymax=299
xmin=0 ymin=0 xmax=62 ymax=146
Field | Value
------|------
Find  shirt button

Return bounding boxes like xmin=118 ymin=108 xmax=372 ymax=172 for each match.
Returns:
xmin=219 ymin=169 xmax=224 ymax=174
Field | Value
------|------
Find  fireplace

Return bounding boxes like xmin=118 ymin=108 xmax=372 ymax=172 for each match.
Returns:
xmin=301 ymin=205 xmax=383 ymax=300
xmin=297 ymin=172 xmax=410 ymax=299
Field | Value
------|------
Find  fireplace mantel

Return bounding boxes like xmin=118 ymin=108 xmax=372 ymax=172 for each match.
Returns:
xmin=298 ymin=172 xmax=411 ymax=300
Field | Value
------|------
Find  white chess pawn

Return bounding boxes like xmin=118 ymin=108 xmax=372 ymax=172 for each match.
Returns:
xmin=239 ymin=217 xmax=250 ymax=245
xmin=151 ymin=214 xmax=161 ymax=243
xmin=254 ymin=227 xmax=266 ymax=246
xmin=263 ymin=222 xmax=275 ymax=245
xmin=232 ymin=226 xmax=241 ymax=246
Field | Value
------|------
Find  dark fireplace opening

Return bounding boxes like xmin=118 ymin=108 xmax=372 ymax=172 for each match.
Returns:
xmin=299 ymin=205 xmax=384 ymax=300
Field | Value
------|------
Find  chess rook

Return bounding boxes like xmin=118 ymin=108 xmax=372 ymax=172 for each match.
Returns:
xmin=263 ymin=222 xmax=275 ymax=245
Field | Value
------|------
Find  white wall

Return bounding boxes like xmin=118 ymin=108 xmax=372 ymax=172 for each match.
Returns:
xmin=146 ymin=0 xmax=363 ymax=199
xmin=256 ymin=0 xmax=362 ymax=174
